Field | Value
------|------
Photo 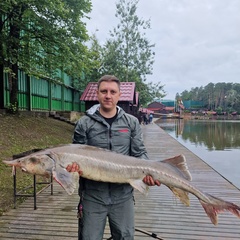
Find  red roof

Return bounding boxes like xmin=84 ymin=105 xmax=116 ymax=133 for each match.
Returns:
xmin=148 ymin=106 xmax=174 ymax=112
xmin=147 ymin=107 xmax=161 ymax=111
xmin=80 ymin=82 xmax=97 ymax=101
xmin=80 ymin=82 xmax=136 ymax=103
xmin=165 ymin=107 xmax=175 ymax=111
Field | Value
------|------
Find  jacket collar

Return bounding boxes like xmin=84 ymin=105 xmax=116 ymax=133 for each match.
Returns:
xmin=86 ymin=104 xmax=124 ymax=120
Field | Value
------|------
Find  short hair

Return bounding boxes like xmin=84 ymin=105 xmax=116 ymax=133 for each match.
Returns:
xmin=97 ymin=75 xmax=120 ymax=90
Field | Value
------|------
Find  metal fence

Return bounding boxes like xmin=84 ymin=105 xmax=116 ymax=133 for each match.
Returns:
xmin=3 ymin=69 xmax=85 ymax=112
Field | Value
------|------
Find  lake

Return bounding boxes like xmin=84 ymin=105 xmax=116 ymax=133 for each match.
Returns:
xmin=156 ymin=119 xmax=240 ymax=189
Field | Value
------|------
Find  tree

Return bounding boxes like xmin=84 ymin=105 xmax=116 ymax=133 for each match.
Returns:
xmin=101 ymin=0 xmax=155 ymax=81
xmin=131 ymin=76 xmax=165 ymax=106
xmin=147 ymin=82 xmax=166 ymax=100
xmin=110 ymin=0 xmax=155 ymax=81
xmin=226 ymin=89 xmax=239 ymax=111
xmin=180 ymin=90 xmax=192 ymax=101
xmin=0 ymin=0 xmax=92 ymax=112
xmin=73 ymin=33 xmax=103 ymax=93
xmin=99 ymin=0 xmax=164 ymax=105
xmin=179 ymin=82 xmax=240 ymax=113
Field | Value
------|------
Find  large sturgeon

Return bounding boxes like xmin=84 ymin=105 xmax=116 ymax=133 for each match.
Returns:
xmin=3 ymin=144 xmax=240 ymax=225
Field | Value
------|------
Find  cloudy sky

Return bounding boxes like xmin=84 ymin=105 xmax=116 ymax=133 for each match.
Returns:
xmin=85 ymin=0 xmax=240 ymax=99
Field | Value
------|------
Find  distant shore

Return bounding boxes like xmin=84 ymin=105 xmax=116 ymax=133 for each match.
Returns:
xmin=154 ymin=113 xmax=240 ymax=121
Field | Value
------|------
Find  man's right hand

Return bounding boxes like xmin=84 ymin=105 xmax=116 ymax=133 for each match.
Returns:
xmin=66 ymin=162 xmax=83 ymax=176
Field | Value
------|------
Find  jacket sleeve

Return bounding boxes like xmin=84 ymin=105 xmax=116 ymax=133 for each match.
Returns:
xmin=72 ymin=117 xmax=87 ymax=144
xmin=130 ymin=118 xmax=149 ymax=160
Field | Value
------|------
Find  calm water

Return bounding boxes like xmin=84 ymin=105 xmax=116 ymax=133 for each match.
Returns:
xmin=156 ymin=119 xmax=240 ymax=189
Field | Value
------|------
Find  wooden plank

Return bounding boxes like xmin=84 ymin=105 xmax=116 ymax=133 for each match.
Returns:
xmin=138 ymin=124 xmax=240 ymax=239
xmin=0 ymin=123 xmax=239 ymax=239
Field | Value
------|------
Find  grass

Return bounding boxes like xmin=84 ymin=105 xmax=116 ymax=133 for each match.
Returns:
xmin=0 ymin=113 xmax=75 ymax=216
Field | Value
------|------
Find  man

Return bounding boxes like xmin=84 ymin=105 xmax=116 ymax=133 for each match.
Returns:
xmin=67 ymin=75 xmax=160 ymax=240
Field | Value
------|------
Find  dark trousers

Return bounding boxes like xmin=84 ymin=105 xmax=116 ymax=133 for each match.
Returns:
xmin=78 ymin=198 xmax=135 ymax=240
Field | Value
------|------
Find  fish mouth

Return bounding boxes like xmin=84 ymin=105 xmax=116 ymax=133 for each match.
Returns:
xmin=3 ymin=160 xmax=16 ymax=166
xmin=3 ymin=160 xmax=22 ymax=169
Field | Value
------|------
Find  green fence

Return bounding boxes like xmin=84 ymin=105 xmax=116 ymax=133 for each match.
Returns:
xmin=182 ymin=100 xmax=204 ymax=109
xmin=3 ymin=69 xmax=85 ymax=112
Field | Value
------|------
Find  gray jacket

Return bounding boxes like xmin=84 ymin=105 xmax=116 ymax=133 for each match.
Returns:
xmin=73 ymin=104 xmax=148 ymax=205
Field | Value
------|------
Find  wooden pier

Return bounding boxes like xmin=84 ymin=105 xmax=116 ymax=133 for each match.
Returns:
xmin=0 ymin=123 xmax=239 ymax=239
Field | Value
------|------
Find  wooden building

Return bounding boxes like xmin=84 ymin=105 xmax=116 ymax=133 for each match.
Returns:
xmin=147 ymin=101 xmax=169 ymax=113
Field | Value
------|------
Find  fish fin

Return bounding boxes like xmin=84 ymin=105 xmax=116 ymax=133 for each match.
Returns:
xmin=129 ymin=179 xmax=149 ymax=196
xmin=199 ymin=193 xmax=240 ymax=225
xmin=162 ymin=154 xmax=192 ymax=181
xmin=168 ymin=186 xmax=190 ymax=206
xmin=53 ymin=164 xmax=79 ymax=195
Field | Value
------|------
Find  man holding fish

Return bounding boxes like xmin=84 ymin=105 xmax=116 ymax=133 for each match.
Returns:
xmin=67 ymin=75 xmax=160 ymax=240
xmin=4 ymin=75 xmax=240 ymax=238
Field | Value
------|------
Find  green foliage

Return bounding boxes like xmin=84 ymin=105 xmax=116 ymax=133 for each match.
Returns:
xmin=73 ymin=34 xmax=103 ymax=91
xmin=147 ymin=82 xmax=166 ymax=100
xmin=101 ymin=0 xmax=155 ymax=82
xmin=90 ymin=0 xmax=165 ymax=105
xmin=179 ymin=82 xmax=240 ymax=112
xmin=0 ymin=0 xmax=92 ymax=110
xmin=1 ymin=0 xmax=166 ymax=108
xmin=1 ymin=0 xmax=92 ymax=76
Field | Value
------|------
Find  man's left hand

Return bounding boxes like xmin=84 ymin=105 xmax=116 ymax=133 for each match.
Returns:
xmin=143 ymin=175 xmax=161 ymax=186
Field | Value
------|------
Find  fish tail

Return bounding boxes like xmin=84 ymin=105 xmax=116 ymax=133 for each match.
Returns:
xmin=199 ymin=193 xmax=240 ymax=225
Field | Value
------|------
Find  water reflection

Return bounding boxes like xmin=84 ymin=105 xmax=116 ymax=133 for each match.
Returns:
xmin=159 ymin=119 xmax=240 ymax=151
xmin=177 ymin=120 xmax=240 ymax=151
xmin=157 ymin=119 xmax=240 ymax=188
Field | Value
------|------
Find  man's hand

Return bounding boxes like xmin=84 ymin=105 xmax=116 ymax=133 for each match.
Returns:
xmin=66 ymin=162 xmax=83 ymax=176
xmin=143 ymin=175 xmax=161 ymax=186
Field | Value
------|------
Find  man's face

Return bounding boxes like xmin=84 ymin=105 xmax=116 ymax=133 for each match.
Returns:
xmin=97 ymin=81 xmax=121 ymax=112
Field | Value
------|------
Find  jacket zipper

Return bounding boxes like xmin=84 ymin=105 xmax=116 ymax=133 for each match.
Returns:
xmin=109 ymin=127 xmax=112 ymax=150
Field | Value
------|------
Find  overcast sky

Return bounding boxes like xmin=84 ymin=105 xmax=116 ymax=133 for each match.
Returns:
xmin=85 ymin=0 xmax=240 ymax=100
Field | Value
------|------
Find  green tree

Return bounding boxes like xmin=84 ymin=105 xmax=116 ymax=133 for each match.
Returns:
xmin=203 ymin=82 xmax=215 ymax=110
xmin=0 ymin=0 xmax=92 ymax=112
xmin=147 ymin=82 xmax=166 ymax=100
xmin=179 ymin=82 xmax=240 ymax=112
xmin=232 ymin=83 xmax=240 ymax=112
xmin=99 ymin=0 xmax=164 ymax=105
xmin=226 ymin=89 xmax=239 ymax=111
xmin=73 ymin=33 xmax=103 ymax=93
xmin=180 ymin=90 xmax=192 ymax=101
xmin=102 ymin=0 xmax=155 ymax=80
xmin=175 ymin=92 xmax=180 ymax=101
xmin=87 ymin=34 xmax=104 ymax=82
xmin=134 ymin=79 xmax=166 ymax=106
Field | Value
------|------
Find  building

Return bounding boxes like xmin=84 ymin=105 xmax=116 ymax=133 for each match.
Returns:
xmin=147 ymin=101 xmax=175 ymax=114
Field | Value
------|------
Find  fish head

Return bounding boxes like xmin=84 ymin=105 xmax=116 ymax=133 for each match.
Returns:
xmin=3 ymin=154 xmax=54 ymax=177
